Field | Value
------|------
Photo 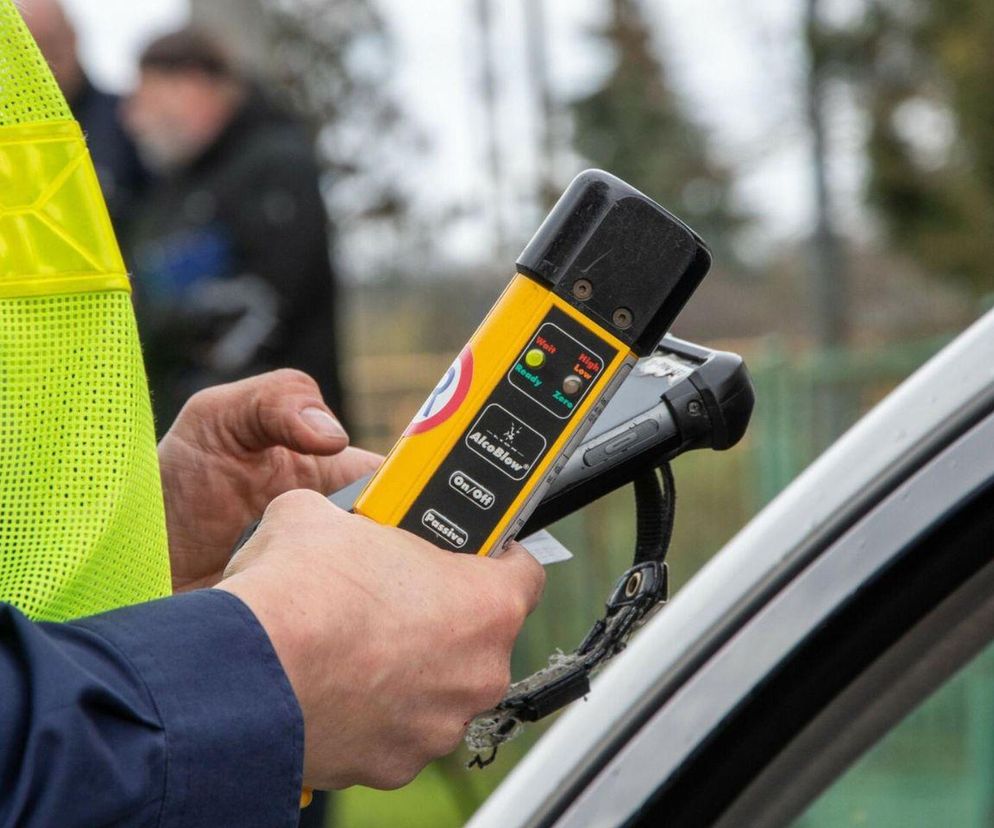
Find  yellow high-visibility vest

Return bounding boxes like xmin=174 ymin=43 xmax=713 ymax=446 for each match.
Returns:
xmin=0 ymin=0 xmax=172 ymax=620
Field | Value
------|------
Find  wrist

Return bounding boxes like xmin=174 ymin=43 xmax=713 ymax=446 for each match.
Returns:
xmin=216 ymin=575 xmax=314 ymax=715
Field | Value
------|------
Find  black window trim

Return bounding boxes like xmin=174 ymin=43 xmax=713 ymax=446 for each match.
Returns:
xmin=548 ymin=405 xmax=994 ymax=827
xmin=715 ymin=540 xmax=994 ymax=827
xmin=532 ymin=387 xmax=994 ymax=828
xmin=648 ymin=475 xmax=994 ymax=826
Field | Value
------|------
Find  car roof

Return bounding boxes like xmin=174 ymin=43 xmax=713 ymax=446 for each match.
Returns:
xmin=471 ymin=308 xmax=994 ymax=828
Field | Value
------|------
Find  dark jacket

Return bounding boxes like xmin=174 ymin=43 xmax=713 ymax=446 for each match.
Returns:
xmin=124 ymin=90 xmax=346 ymax=433
xmin=0 ymin=592 xmax=305 ymax=827
xmin=70 ymin=75 xmax=148 ymax=223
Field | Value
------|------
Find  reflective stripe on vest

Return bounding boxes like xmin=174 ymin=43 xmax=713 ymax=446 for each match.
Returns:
xmin=0 ymin=0 xmax=172 ymax=621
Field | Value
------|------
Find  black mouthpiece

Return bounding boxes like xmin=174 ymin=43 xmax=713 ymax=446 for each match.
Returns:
xmin=517 ymin=170 xmax=711 ymax=355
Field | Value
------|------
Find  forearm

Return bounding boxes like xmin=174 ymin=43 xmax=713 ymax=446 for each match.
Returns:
xmin=0 ymin=591 xmax=303 ymax=828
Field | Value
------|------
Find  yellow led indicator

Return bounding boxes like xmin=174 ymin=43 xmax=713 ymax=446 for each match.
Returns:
xmin=525 ymin=348 xmax=546 ymax=369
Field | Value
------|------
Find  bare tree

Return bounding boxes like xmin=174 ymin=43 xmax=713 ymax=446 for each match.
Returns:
xmin=804 ymin=0 xmax=848 ymax=348
xmin=475 ymin=0 xmax=506 ymax=257
xmin=523 ymin=0 xmax=559 ymax=211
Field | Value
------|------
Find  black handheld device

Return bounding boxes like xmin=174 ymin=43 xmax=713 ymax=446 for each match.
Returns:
xmin=326 ymin=335 xmax=754 ymax=531
xmin=521 ymin=334 xmax=753 ymax=535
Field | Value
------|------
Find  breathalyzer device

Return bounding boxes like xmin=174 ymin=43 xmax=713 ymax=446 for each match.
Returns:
xmin=351 ymin=170 xmax=711 ymax=556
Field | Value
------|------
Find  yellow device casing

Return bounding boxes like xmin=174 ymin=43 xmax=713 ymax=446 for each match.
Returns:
xmin=354 ymin=170 xmax=711 ymax=556
xmin=354 ymin=274 xmax=635 ymax=555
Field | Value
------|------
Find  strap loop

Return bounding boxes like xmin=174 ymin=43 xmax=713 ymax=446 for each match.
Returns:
xmin=466 ymin=463 xmax=676 ymax=767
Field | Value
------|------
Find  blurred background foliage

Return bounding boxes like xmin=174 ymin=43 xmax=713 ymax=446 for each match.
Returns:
xmin=104 ymin=0 xmax=994 ymax=822
xmin=236 ymin=0 xmax=983 ymax=824
xmin=570 ymin=0 xmax=746 ymax=258
xmin=851 ymin=0 xmax=994 ymax=298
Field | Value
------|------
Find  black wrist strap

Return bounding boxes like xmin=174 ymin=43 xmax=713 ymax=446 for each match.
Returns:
xmin=466 ymin=463 xmax=676 ymax=768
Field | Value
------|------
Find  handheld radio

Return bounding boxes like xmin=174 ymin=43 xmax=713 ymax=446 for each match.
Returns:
xmin=352 ymin=170 xmax=711 ymax=557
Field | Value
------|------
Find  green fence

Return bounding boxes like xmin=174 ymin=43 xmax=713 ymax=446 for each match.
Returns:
xmin=333 ymin=332 xmax=960 ymax=828
xmin=750 ymin=334 xmax=952 ymax=505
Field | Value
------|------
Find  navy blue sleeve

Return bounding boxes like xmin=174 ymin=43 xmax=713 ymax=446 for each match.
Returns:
xmin=0 ymin=590 xmax=304 ymax=828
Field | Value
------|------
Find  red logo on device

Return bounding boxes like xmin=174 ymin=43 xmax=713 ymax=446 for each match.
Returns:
xmin=404 ymin=347 xmax=474 ymax=435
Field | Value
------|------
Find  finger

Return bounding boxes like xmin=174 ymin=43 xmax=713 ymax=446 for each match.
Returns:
xmin=492 ymin=541 xmax=546 ymax=615
xmin=225 ymin=489 xmax=336 ymax=577
xmin=309 ymin=447 xmax=384 ymax=495
xmin=204 ymin=369 xmax=349 ymax=456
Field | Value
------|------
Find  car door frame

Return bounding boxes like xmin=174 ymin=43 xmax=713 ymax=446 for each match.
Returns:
xmin=470 ymin=309 xmax=994 ymax=828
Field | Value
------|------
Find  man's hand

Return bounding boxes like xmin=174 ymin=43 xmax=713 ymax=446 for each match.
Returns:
xmin=158 ymin=370 xmax=380 ymax=592
xmin=217 ymin=490 xmax=546 ymax=791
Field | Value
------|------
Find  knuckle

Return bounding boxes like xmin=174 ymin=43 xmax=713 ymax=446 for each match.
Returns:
xmin=446 ymin=720 xmax=470 ymax=754
xmin=515 ymin=548 xmax=547 ymax=600
xmin=472 ymin=658 xmax=512 ymax=711
xmin=530 ymin=558 xmax=548 ymax=593
xmin=365 ymin=761 xmax=420 ymax=791
xmin=429 ymin=720 xmax=466 ymax=759
xmin=267 ymin=487 xmax=327 ymax=516
xmin=268 ymin=367 xmax=319 ymax=393
xmin=382 ymin=771 xmax=417 ymax=790
xmin=182 ymin=383 xmax=226 ymax=414
xmin=482 ymin=668 xmax=511 ymax=710
xmin=498 ymin=588 xmax=529 ymax=632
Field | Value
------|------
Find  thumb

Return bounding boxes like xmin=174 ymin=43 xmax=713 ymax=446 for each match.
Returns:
xmin=191 ymin=369 xmax=349 ymax=456
xmin=492 ymin=541 xmax=546 ymax=615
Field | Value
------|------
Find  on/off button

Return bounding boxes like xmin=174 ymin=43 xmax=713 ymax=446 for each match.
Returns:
xmin=449 ymin=470 xmax=496 ymax=510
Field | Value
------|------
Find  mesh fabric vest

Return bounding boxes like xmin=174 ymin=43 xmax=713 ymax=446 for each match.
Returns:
xmin=0 ymin=1 xmax=172 ymax=621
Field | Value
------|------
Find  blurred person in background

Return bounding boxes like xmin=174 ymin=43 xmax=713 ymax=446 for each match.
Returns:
xmin=121 ymin=27 xmax=347 ymax=434
xmin=21 ymin=0 xmax=148 ymax=223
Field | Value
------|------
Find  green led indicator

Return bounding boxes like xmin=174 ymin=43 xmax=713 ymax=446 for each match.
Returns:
xmin=525 ymin=348 xmax=546 ymax=369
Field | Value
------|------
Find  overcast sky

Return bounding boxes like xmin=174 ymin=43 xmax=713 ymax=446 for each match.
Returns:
xmin=57 ymin=0 xmax=854 ymax=263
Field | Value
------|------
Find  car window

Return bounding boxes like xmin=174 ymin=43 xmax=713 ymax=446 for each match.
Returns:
xmin=794 ymin=639 xmax=994 ymax=827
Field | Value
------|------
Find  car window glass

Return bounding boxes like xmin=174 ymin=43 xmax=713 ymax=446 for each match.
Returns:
xmin=793 ymin=640 xmax=994 ymax=826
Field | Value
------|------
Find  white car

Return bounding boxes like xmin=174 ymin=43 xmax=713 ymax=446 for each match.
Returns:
xmin=470 ymin=308 xmax=994 ymax=828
